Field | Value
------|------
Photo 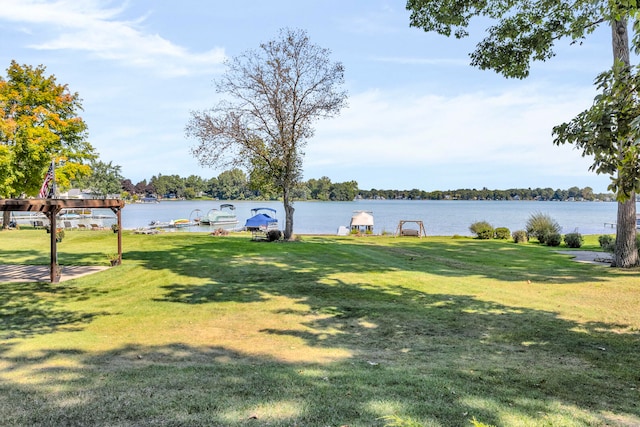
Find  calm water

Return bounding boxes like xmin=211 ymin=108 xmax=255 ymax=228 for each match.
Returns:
xmin=114 ymin=199 xmax=628 ymax=236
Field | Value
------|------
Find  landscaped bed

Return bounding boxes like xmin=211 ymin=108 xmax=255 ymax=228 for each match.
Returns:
xmin=0 ymin=230 xmax=639 ymax=426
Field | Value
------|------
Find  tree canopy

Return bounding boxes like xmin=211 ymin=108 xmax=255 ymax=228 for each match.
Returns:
xmin=186 ymin=28 xmax=348 ymax=239
xmin=553 ymin=63 xmax=640 ymax=200
xmin=406 ymin=0 xmax=639 ymax=266
xmin=406 ymin=0 xmax=619 ymax=79
xmin=0 ymin=61 xmax=94 ymax=198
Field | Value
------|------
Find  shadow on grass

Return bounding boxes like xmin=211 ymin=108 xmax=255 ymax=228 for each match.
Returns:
xmin=0 ymin=229 xmax=120 ymax=266
xmin=124 ymin=236 xmax=632 ymax=304
xmin=0 ymin=281 xmax=112 ymax=339
xmin=0 ymin=249 xmax=50 ymax=265
xmin=2 ymin=235 xmax=639 ymax=425
xmin=1 ymin=290 xmax=639 ymax=426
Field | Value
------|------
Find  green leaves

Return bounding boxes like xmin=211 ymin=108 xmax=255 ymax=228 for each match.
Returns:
xmin=0 ymin=61 xmax=94 ymax=197
xmin=407 ymin=0 xmax=608 ymax=78
xmin=553 ymin=62 xmax=640 ymax=201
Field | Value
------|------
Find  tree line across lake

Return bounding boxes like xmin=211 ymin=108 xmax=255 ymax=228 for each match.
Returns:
xmin=120 ymin=168 xmax=612 ymax=202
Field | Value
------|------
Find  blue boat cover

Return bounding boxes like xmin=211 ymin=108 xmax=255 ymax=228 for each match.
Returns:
xmin=245 ymin=213 xmax=277 ymax=228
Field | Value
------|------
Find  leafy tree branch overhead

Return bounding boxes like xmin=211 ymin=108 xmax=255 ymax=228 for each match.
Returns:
xmin=406 ymin=0 xmax=610 ymax=79
xmin=406 ymin=0 xmax=639 ymax=267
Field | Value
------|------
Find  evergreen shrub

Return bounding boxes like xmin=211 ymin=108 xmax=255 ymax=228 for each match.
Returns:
xmin=469 ymin=221 xmax=494 ymax=239
xmin=564 ymin=232 xmax=583 ymax=248
xmin=512 ymin=230 xmax=528 ymax=243
xmin=494 ymin=227 xmax=510 ymax=240
xmin=545 ymin=232 xmax=562 ymax=247
xmin=266 ymin=230 xmax=283 ymax=241
xmin=598 ymin=235 xmax=615 ymax=253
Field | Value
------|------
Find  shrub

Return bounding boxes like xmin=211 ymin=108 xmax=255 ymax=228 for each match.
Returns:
xmin=494 ymin=227 xmax=510 ymax=240
xmin=598 ymin=235 xmax=615 ymax=253
xmin=526 ymin=212 xmax=561 ymax=243
xmin=266 ymin=229 xmax=283 ymax=241
xmin=469 ymin=221 xmax=494 ymax=239
xmin=598 ymin=235 xmax=640 ymax=256
xmin=563 ymin=232 xmax=583 ymax=248
xmin=512 ymin=230 xmax=528 ymax=243
xmin=545 ymin=232 xmax=562 ymax=247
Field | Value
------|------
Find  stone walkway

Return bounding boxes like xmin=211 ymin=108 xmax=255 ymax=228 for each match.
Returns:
xmin=555 ymin=251 xmax=613 ymax=265
xmin=0 ymin=264 xmax=109 ymax=283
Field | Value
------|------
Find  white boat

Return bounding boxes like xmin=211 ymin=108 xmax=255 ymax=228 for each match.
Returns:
xmin=148 ymin=218 xmax=194 ymax=229
xmin=201 ymin=204 xmax=239 ymax=230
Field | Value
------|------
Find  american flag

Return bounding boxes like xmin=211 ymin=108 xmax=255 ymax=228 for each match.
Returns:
xmin=38 ymin=161 xmax=55 ymax=198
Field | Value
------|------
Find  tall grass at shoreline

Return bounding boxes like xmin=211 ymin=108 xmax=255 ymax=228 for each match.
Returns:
xmin=0 ymin=229 xmax=639 ymax=426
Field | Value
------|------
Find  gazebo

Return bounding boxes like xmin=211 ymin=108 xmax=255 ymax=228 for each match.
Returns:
xmin=350 ymin=211 xmax=374 ymax=234
xmin=0 ymin=198 xmax=124 ymax=283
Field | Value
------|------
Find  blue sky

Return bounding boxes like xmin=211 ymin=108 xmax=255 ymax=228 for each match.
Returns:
xmin=0 ymin=0 xmax=618 ymax=192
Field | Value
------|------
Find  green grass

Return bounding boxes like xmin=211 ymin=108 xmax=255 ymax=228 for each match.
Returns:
xmin=0 ymin=229 xmax=639 ymax=426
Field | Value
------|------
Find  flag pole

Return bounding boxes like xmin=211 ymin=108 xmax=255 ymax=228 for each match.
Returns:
xmin=51 ymin=159 xmax=56 ymax=199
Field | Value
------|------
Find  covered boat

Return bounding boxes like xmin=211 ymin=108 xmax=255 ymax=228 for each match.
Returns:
xmin=245 ymin=207 xmax=278 ymax=233
xmin=201 ymin=204 xmax=239 ymax=230
xmin=350 ymin=211 xmax=374 ymax=234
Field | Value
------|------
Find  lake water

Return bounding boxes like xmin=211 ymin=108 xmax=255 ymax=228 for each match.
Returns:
xmin=114 ymin=199 xmax=629 ymax=236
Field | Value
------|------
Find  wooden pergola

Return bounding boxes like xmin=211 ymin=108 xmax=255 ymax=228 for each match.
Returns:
xmin=0 ymin=198 xmax=124 ymax=283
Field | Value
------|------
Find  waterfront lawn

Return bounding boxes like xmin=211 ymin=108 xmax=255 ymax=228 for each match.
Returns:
xmin=0 ymin=230 xmax=639 ymax=426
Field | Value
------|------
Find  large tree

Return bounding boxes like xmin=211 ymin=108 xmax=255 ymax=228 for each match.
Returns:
xmin=186 ymin=28 xmax=347 ymax=239
xmin=406 ymin=0 xmax=639 ymax=267
xmin=0 ymin=60 xmax=94 ymax=227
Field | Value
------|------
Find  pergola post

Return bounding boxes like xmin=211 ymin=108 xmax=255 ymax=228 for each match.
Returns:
xmin=110 ymin=206 xmax=123 ymax=266
xmin=46 ymin=206 xmax=62 ymax=283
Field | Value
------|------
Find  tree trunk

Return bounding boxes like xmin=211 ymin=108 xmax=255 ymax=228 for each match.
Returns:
xmin=282 ymin=189 xmax=295 ymax=240
xmin=2 ymin=211 xmax=10 ymax=230
xmin=611 ymin=19 xmax=638 ymax=267
xmin=615 ymin=194 xmax=638 ymax=267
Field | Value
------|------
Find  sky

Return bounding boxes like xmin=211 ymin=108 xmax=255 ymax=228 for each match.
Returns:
xmin=0 ymin=0 xmax=621 ymax=193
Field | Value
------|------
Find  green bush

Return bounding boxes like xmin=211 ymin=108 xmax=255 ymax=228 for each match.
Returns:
xmin=563 ymin=232 xmax=583 ymax=248
xmin=469 ymin=221 xmax=494 ymax=239
xmin=598 ymin=235 xmax=640 ymax=256
xmin=494 ymin=227 xmax=510 ymax=240
xmin=512 ymin=230 xmax=528 ymax=243
xmin=545 ymin=232 xmax=562 ymax=247
xmin=266 ymin=230 xmax=283 ymax=241
xmin=526 ymin=212 xmax=561 ymax=244
xmin=598 ymin=235 xmax=615 ymax=253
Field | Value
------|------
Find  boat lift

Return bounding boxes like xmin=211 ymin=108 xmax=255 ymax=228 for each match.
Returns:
xmin=244 ymin=207 xmax=278 ymax=240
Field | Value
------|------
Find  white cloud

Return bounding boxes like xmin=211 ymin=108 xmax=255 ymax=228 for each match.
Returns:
xmin=0 ymin=0 xmax=225 ymax=77
xmin=309 ymin=83 xmax=598 ymax=176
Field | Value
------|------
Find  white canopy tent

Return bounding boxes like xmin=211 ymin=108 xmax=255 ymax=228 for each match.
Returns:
xmin=350 ymin=211 xmax=374 ymax=234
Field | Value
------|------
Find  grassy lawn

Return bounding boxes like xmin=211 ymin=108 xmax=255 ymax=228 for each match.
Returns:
xmin=0 ymin=229 xmax=639 ymax=426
